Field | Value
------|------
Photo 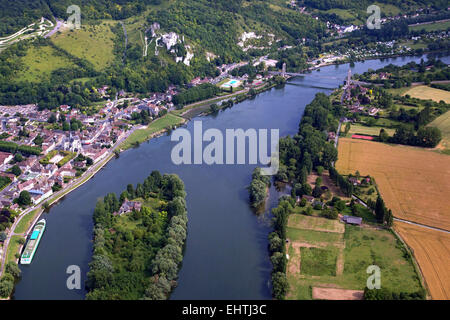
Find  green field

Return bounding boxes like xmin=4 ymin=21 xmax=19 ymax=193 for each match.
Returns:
xmin=286 ymin=214 xmax=423 ymax=300
xmin=342 ymin=226 xmax=422 ymax=293
xmin=17 ymin=45 xmax=76 ymax=82
xmin=429 ymin=110 xmax=450 ymax=154
xmin=403 ymin=85 xmax=450 ymax=104
xmin=120 ymin=113 xmax=185 ymax=150
xmin=14 ymin=208 xmax=40 ymax=234
xmin=409 ymin=20 xmax=450 ymax=32
xmin=52 ymin=21 xmax=117 ymax=70
xmin=301 ymin=247 xmax=339 ymax=277
xmin=318 ymin=2 xmax=401 ymax=25
xmin=347 ymin=124 xmax=395 ymax=137
xmin=5 ymin=235 xmax=23 ymax=265
xmin=386 ymin=87 xmax=412 ymax=96
xmin=287 ymin=227 xmax=342 ymax=244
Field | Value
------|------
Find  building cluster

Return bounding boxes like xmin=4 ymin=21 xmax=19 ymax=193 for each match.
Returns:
xmin=342 ymin=71 xmax=380 ymax=116
xmin=0 ymin=98 xmax=135 ymax=211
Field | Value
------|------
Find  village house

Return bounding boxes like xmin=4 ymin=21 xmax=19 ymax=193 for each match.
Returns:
xmin=17 ymin=179 xmax=35 ymax=192
xmin=83 ymin=147 xmax=108 ymax=164
xmin=29 ymin=163 xmax=43 ymax=175
xmin=114 ymin=200 xmax=142 ymax=216
xmin=0 ymin=151 xmax=13 ymax=168
xmin=43 ymin=164 xmax=58 ymax=177
xmin=29 ymin=187 xmax=53 ymax=205
xmin=3 ymin=189 xmax=18 ymax=199
xmin=0 ymin=172 xmax=17 ymax=182
xmin=300 ymin=195 xmax=315 ymax=203
xmin=59 ymin=105 xmax=71 ymax=112
xmin=328 ymin=131 xmax=336 ymax=142
xmin=348 ymin=177 xmax=361 ymax=186
xmin=18 ymin=156 xmax=38 ymax=172
xmin=59 ymin=168 xmax=77 ymax=178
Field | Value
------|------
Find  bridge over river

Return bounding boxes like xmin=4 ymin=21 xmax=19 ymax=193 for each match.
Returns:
xmin=268 ymin=70 xmax=377 ymax=86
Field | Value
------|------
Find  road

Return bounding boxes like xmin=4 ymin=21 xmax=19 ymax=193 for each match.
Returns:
xmin=120 ymin=21 xmax=128 ymax=63
xmin=393 ymin=217 xmax=450 ymax=235
xmin=351 ymin=195 xmax=450 ymax=235
xmin=0 ymin=125 xmax=136 ymax=277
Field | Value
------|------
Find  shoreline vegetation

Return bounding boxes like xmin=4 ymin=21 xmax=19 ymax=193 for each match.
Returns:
xmin=248 ymin=168 xmax=271 ymax=212
xmin=85 ymin=171 xmax=188 ymax=300
xmin=254 ymin=92 xmax=427 ymax=300
xmin=0 ymin=73 xmax=284 ymax=298
xmin=1 ymin=51 xmax=443 ymax=299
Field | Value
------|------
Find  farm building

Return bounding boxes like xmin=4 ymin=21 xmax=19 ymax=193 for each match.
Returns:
xmin=341 ymin=215 xmax=362 ymax=226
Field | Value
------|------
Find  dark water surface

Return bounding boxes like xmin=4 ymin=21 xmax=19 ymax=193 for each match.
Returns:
xmin=13 ymin=54 xmax=449 ymax=299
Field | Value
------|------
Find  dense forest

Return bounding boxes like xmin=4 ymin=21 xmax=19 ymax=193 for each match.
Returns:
xmin=85 ymin=171 xmax=188 ymax=300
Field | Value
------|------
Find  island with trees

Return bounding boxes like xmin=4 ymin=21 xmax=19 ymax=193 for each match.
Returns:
xmin=85 ymin=171 xmax=188 ymax=300
xmin=256 ymin=92 xmax=426 ymax=300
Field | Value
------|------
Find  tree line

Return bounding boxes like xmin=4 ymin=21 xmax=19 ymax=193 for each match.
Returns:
xmin=0 ymin=141 xmax=41 ymax=156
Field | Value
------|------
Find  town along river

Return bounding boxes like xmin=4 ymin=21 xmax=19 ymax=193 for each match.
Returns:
xmin=13 ymin=54 xmax=449 ymax=299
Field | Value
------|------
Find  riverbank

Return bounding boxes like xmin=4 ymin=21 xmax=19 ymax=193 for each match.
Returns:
xmin=263 ymin=93 xmax=427 ymax=300
xmin=0 ymin=78 xmax=278 ymax=295
xmin=305 ymin=48 xmax=450 ymax=73
xmin=0 ymin=122 xmax=136 ymax=284
xmin=120 ymin=81 xmax=281 ymax=151
xmin=11 ymin=53 xmax=445 ymax=300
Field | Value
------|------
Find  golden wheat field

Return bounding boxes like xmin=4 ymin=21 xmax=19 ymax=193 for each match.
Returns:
xmin=336 ymin=138 xmax=450 ymax=299
xmin=336 ymin=138 xmax=450 ymax=230
xmin=394 ymin=221 xmax=450 ymax=299
xmin=403 ymin=85 xmax=450 ymax=104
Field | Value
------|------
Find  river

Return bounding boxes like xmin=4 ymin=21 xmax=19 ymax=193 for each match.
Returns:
xmin=12 ymin=53 xmax=450 ymax=299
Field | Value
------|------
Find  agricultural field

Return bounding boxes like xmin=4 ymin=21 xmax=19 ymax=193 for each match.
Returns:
xmin=286 ymin=214 xmax=423 ymax=300
xmin=336 ymin=138 xmax=450 ymax=299
xmin=51 ymin=21 xmax=117 ymax=70
xmin=394 ymin=221 xmax=450 ymax=300
xmin=16 ymin=44 xmax=76 ymax=82
xmin=409 ymin=20 xmax=450 ymax=32
xmin=336 ymin=138 xmax=450 ymax=230
xmin=428 ymin=110 xmax=450 ymax=154
xmin=402 ymin=85 xmax=450 ymax=104
xmin=346 ymin=124 xmax=395 ymax=138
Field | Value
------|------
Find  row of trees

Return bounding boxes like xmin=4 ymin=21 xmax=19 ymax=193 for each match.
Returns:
xmin=329 ymin=167 xmax=354 ymax=197
xmin=374 ymin=196 xmax=393 ymax=226
xmin=0 ymin=141 xmax=41 ymax=156
xmin=268 ymin=198 xmax=293 ymax=299
xmin=364 ymin=287 xmax=426 ymax=300
xmin=173 ymin=83 xmax=220 ymax=107
xmin=392 ymin=125 xmax=442 ymax=148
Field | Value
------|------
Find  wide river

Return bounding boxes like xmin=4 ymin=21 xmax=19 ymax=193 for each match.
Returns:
xmin=13 ymin=54 xmax=449 ymax=299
